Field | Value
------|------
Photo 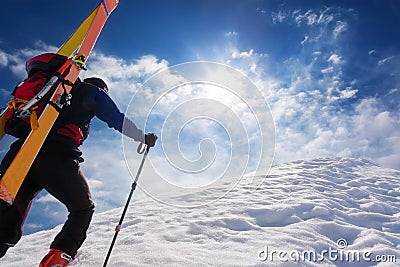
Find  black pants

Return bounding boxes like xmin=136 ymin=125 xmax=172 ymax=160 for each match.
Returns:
xmin=0 ymin=139 xmax=94 ymax=258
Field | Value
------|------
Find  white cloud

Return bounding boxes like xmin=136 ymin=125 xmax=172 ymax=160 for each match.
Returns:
xmin=327 ymin=54 xmax=342 ymax=65
xmin=378 ymin=56 xmax=395 ymax=66
xmin=313 ymin=51 xmax=322 ymax=57
xmin=321 ymin=66 xmax=334 ymax=74
xmin=256 ymin=7 xmax=267 ymax=14
xmin=0 ymin=49 xmax=9 ymax=67
xmin=36 ymin=194 xmax=59 ymax=204
xmin=333 ymin=21 xmax=348 ymax=39
xmin=216 ymin=14 xmax=397 ymax=170
xmin=294 ymin=10 xmax=317 ymax=26
xmin=0 ymin=41 xmax=58 ymax=79
xmin=328 ymin=87 xmax=358 ymax=101
xmin=83 ymin=52 xmax=169 ymax=109
xmin=273 ymin=7 xmax=353 ymax=46
xmin=231 ymin=49 xmax=254 ymax=59
xmin=301 ymin=35 xmax=309 ymax=45
xmin=293 ymin=8 xmax=335 ymax=27
xmin=272 ymin=94 xmax=400 ymax=169
xmin=271 ymin=10 xmax=288 ymax=24
xmin=339 ymin=87 xmax=358 ymax=99
xmin=225 ymin=46 xmax=399 ymax=170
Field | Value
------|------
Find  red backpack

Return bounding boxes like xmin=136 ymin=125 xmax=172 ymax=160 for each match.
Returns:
xmin=5 ymin=53 xmax=68 ymax=138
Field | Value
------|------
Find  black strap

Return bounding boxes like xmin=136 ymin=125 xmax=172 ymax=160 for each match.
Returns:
xmin=47 ymin=101 xmax=62 ymax=112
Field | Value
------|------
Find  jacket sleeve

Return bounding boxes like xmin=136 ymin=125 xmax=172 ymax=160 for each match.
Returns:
xmin=93 ymin=89 xmax=145 ymax=142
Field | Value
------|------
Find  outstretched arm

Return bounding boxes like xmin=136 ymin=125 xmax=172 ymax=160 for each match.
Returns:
xmin=93 ymin=89 xmax=145 ymax=142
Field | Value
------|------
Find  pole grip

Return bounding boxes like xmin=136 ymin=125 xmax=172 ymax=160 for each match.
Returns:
xmin=137 ymin=142 xmax=148 ymax=154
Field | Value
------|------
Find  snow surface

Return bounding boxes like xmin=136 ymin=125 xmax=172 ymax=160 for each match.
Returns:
xmin=2 ymin=158 xmax=400 ymax=266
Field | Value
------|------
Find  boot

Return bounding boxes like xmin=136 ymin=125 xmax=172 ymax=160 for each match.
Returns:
xmin=39 ymin=248 xmax=73 ymax=267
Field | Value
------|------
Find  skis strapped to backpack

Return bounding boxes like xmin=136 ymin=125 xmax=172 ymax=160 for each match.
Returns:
xmin=0 ymin=0 xmax=119 ymax=205
xmin=4 ymin=53 xmax=71 ymax=139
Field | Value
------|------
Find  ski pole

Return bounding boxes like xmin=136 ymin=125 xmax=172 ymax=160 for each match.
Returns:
xmin=103 ymin=142 xmax=150 ymax=267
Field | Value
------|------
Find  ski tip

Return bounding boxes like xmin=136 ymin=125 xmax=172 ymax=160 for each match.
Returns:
xmin=101 ymin=0 xmax=119 ymax=16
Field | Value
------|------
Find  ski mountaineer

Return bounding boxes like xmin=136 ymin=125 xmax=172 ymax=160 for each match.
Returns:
xmin=0 ymin=77 xmax=158 ymax=266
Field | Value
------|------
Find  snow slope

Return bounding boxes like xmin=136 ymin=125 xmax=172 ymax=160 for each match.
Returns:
xmin=2 ymin=158 xmax=400 ymax=266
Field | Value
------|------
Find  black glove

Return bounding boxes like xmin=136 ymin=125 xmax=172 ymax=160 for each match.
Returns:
xmin=145 ymin=133 xmax=158 ymax=147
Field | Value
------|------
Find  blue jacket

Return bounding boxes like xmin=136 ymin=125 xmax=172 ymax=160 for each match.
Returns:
xmin=53 ymin=82 xmax=144 ymax=146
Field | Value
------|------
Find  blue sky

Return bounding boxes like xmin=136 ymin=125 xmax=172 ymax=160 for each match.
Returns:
xmin=1 ymin=0 xmax=399 ymax=234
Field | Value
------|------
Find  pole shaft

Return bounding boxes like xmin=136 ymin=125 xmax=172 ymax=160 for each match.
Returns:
xmin=103 ymin=145 xmax=149 ymax=267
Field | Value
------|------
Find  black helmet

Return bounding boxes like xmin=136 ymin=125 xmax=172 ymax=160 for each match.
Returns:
xmin=83 ymin=77 xmax=108 ymax=90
